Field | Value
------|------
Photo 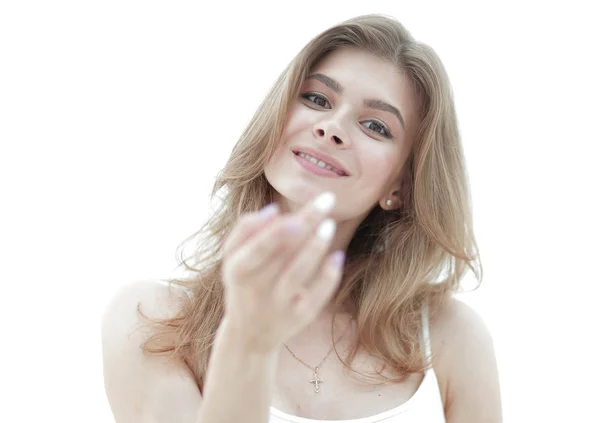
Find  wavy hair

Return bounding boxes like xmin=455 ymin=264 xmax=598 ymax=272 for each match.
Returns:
xmin=139 ymin=13 xmax=482 ymax=391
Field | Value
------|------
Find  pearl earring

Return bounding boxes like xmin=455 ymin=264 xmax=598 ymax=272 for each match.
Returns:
xmin=386 ymin=200 xmax=392 ymax=206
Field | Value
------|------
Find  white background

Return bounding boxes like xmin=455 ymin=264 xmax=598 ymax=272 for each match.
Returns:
xmin=1 ymin=1 xmax=599 ymax=422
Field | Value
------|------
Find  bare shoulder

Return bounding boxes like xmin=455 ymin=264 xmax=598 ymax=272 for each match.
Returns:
xmin=101 ymin=280 xmax=202 ymax=423
xmin=429 ymin=296 xmax=502 ymax=423
xmin=429 ymin=296 xmax=493 ymax=352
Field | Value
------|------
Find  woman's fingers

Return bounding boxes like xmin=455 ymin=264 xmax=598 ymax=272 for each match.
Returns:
xmin=221 ymin=203 xmax=279 ymax=258
xmin=274 ymin=218 xmax=337 ymax=301
xmin=219 ymin=191 xmax=344 ymax=351
xmin=227 ymin=215 xmax=304 ymax=282
xmin=294 ymin=250 xmax=346 ymax=315
xmin=226 ymin=192 xmax=337 ymax=286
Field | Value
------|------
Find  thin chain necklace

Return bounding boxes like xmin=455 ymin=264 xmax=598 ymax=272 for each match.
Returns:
xmin=283 ymin=317 xmax=354 ymax=394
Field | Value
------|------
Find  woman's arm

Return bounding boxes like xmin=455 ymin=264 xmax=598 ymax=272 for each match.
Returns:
xmin=432 ymin=298 xmax=503 ymax=423
xmin=196 ymin=318 xmax=278 ymax=423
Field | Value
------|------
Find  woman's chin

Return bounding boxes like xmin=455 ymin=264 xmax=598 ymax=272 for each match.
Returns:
xmin=269 ymin=182 xmax=325 ymax=210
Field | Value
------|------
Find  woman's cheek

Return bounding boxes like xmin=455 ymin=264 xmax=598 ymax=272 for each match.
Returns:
xmin=364 ymin=152 xmax=396 ymax=183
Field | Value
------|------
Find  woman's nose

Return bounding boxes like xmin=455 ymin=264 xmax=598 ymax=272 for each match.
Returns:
xmin=314 ymin=128 xmax=343 ymax=144
xmin=313 ymin=120 xmax=351 ymax=147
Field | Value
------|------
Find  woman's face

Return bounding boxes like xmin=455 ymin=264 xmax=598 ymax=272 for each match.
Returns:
xmin=265 ymin=46 xmax=420 ymax=224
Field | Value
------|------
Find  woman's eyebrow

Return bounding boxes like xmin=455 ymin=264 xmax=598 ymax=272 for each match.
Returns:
xmin=307 ymin=73 xmax=344 ymax=94
xmin=306 ymin=73 xmax=405 ymax=130
xmin=364 ymin=99 xmax=405 ymax=130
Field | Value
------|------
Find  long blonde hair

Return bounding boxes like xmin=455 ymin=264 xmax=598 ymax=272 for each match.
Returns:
xmin=139 ymin=14 xmax=482 ymax=391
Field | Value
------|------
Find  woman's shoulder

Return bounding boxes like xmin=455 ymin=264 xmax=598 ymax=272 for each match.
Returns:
xmin=100 ymin=279 xmax=189 ymax=363
xmin=429 ymin=296 xmax=490 ymax=341
xmin=101 ymin=280 xmax=202 ymax=421
xmin=429 ymin=296 xmax=501 ymax=419
xmin=102 ymin=279 xmax=188 ymax=322
xmin=429 ymin=296 xmax=491 ymax=378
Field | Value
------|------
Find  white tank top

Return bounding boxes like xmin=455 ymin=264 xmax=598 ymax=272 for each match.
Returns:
xmin=165 ymin=282 xmax=446 ymax=422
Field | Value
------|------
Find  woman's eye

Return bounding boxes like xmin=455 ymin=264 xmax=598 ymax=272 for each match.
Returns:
xmin=363 ymin=120 xmax=392 ymax=138
xmin=301 ymin=93 xmax=331 ymax=109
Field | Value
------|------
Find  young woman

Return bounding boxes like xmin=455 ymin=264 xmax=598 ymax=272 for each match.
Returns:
xmin=102 ymin=14 xmax=502 ymax=423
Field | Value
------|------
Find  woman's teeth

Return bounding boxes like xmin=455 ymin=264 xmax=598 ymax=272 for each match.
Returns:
xmin=297 ymin=153 xmax=345 ymax=175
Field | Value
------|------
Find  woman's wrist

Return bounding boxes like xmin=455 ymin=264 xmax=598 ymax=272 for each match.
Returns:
xmin=215 ymin=315 xmax=281 ymax=359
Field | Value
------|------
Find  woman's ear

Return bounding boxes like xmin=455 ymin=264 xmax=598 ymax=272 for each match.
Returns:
xmin=381 ymin=166 xmax=413 ymax=210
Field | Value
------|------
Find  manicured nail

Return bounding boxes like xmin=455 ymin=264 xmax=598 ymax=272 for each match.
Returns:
xmin=259 ymin=203 xmax=278 ymax=219
xmin=316 ymin=218 xmax=336 ymax=241
xmin=313 ymin=192 xmax=336 ymax=213
xmin=330 ymin=250 xmax=346 ymax=269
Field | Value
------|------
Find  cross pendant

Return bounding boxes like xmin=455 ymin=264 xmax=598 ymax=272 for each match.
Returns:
xmin=309 ymin=369 xmax=323 ymax=393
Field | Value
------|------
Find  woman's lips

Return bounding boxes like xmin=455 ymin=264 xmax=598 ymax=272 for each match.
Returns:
xmin=291 ymin=147 xmax=349 ymax=175
xmin=293 ymin=152 xmax=347 ymax=178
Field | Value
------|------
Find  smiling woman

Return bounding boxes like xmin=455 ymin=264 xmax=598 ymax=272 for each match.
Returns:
xmin=101 ymin=14 xmax=501 ymax=423
xmin=264 ymin=46 xmax=419 ymax=225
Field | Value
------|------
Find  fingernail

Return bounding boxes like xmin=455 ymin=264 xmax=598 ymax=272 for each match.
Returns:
xmin=330 ymin=250 xmax=346 ymax=269
xmin=313 ymin=192 xmax=336 ymax=213
xmin=259 ymin=203 xmax=278 ymax=219
xmin=317 ymin=218 xmax=336 ymax=241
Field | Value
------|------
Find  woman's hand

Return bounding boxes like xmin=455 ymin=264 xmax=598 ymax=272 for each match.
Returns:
xmin=219 ymin=192 xmax=344 ymax=353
